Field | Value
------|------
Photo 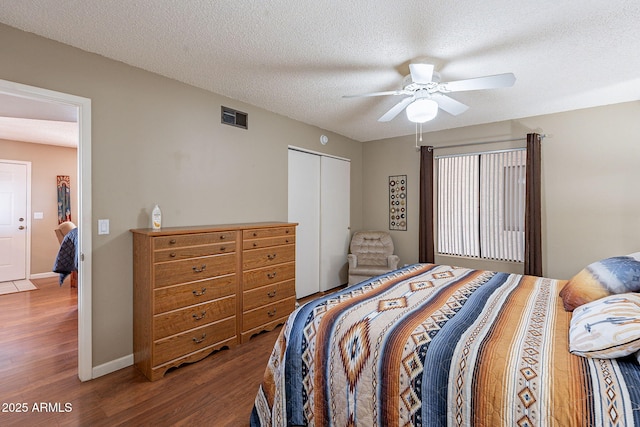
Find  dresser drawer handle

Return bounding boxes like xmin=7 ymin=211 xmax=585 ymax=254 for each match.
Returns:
xmin=192 ymin=310 xmax=207 ymax=321
xmin=192 ymin=264 xmax=207 ymax=273
xmin=220 ymin=234 xmax=226 ymax=240
xmin=192 ymin=288 xmax=207 ymax=296
xmin=192 ymin=333 xmax=207 ymax=344
xmin=267 ymin=290 xmax=277 ymax=298
xmin=169 ymin=239 xmax=177 ymax=245
xmin=169 ymin=252 xmax=176 ymax=258
xmin=253 ymin=232 xmax=258 ymax=237
xmin=267 ymin=272 xmax=277 ymax=279
xmin=267 ymin=253 xmax=277 ymax=260
xmin=253 ymin=242 xmax=258 ymax=247
xmin=267 ymin=309 xmax=277 ymax=317
xmin=219 ymin=246 xmax=226 ymax=252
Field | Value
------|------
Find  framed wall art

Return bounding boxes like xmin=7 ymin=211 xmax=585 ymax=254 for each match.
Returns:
xmin=389 ymin=175 xmax=407 ymax=231
xmin=57 ymin=175 xmax=71 ymax=224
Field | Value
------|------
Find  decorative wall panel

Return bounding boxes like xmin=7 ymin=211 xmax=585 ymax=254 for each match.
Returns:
xmin=389 ymin=175 xmax=406 ymax=231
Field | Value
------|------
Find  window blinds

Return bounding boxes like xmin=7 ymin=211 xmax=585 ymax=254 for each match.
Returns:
xmin=437 ymin=149 xmax=526 ymax=262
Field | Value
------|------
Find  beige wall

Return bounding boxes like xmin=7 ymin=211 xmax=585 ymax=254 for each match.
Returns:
xmin=363 ymin=101 xmax=640 ymax=279
xmin=0 ymin=23 xmax=363 ymax=367
xmin=3 ymin=19 xmax=639 ymax=373
xmin=0 ymin=139 xmax=78 ymax=274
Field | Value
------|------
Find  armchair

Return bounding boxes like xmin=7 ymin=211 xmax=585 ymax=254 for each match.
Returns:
xmin=55 ymin=221 xmax=76 ymax=244
xmin=347 ymin=231 xmax=400 ymax=285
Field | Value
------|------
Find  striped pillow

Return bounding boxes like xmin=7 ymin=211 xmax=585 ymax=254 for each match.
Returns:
xmin=560 ymin=253 xmax=640 ymax=311
xmin=569 ymin=293 xmax=640 ymax=359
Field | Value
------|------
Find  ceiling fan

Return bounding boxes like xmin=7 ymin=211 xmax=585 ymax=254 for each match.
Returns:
xmin=344 ymin=63 xmax=516 ymax=123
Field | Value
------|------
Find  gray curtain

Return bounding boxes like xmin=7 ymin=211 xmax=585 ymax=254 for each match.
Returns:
xmin=419 ymin=145 xmax=434 ymax=263
xmin=524 ymin=133 xmax=542 ymax=276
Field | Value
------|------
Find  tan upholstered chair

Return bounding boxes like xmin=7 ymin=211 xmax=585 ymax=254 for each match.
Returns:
xmin=55 ymin=221 xmax=77 ymax=244
xmin=347 ymin=231 xmax=400 ymax=285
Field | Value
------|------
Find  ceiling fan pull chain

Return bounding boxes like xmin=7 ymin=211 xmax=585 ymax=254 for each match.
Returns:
xmin=420 ymin=122 xmax=423 ymax=142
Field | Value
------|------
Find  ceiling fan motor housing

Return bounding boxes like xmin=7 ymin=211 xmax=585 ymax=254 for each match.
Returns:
xmin=402 ymin=71 xmax=442 ymax=93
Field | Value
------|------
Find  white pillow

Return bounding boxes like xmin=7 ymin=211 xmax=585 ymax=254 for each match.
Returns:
xmin=569 ymin=293 xmax=640 ymax=359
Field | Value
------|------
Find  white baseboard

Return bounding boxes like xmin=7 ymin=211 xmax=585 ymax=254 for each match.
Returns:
xmin=29 ymin=272 xmax=58 ymax=279
xmin=92 ymin=354 xmax=134 ymax=379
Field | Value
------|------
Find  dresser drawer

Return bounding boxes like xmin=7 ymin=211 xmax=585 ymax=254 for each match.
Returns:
xmin=243 ymin=226 xmax=295 ymax=241
xmin=243 ymin=262 xmax=295 ymax=291
xmin=153 ymin=317 xmax=236 ymax=366
xmin=153 ymin=242 xmax=234 ymax=262
xmin=243 ymin=280 xmax=295 ymax=312
xmin=154 ymin=274 xmax=236 ymax=314
xmin=243 ymin=235 xmax=295 ymax=250
xmin=154 ymin=253 xmax=236 ymax=288
xmin=154 ymin=295 xmax=236 ymax=340
xmin=242 ymin=297 xmax=296 ymax=332
xmin=153 ymin=231 xmax=236 ymax=250
xmin=243 ymin=244 xmax=295 ymax=271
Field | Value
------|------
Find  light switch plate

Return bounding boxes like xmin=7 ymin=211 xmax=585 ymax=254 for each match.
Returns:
xmin=34 ymin=212 xmax=44 ymax=219
xmin=98 ymin=219 xmax=110 ymax=235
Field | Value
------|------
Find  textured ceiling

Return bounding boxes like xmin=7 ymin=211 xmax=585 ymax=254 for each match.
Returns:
xmin=0 ymin=93 xmax=78 ymax=147
xmin=1 ymin=0 xmax=640 ymax=142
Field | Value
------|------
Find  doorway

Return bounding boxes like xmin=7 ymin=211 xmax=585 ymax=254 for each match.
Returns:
xmin=0 ymin=78 xmax=93 ymax=381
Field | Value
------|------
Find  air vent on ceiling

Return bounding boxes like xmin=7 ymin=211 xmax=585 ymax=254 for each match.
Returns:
xmin=221 ymin=106 xmax=248 ymax=129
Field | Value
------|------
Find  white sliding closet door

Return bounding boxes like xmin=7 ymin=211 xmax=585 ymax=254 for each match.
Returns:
xmin=319 ymin=156 xmax=350 ymax=292
xmin=288 ymin=149 xmax=321 ymax=298
xmin=288 ymin=149 xmax=351 ymax=298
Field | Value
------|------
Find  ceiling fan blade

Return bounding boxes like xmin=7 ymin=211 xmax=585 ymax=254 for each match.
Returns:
xmin=409 ymin=63 xmax=435 ymax=84
xmin=343 ymin=90 xmax=406 ymax=98
xmin=432 ymin=93 xmax=469 ymax=116
xmin=442 ymin=73 xmax=516 ymax=92
xmin=378 ymin=97 xmax=414 ymax=122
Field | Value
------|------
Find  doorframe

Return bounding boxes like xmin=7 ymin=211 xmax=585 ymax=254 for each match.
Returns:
xmin=0 ymin=78 xmax=93 ymax=381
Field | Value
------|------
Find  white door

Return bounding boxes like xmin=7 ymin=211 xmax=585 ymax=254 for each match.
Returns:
xmin=0 ymin=161 xmax=28 ymax=282
xmin=319 ymin=156 xmax=350 ymax=291
xmin=288 ymin=149 xmax=321 ymax=298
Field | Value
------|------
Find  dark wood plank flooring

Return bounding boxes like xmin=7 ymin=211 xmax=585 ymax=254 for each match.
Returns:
xmin=0 ymin=277 xmax=283 ymax=426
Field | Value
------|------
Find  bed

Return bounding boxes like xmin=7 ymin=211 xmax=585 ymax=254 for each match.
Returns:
xmin=251 ymin=262 xmax=640 ymax=426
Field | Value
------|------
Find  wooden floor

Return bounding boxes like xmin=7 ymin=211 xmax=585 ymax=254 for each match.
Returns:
xmin=0 ymin=276 xmax=283 ymax=426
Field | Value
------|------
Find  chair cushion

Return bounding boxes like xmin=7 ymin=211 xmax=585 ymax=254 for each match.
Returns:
xmin=350 ymin=265 xmax=394 ymax=277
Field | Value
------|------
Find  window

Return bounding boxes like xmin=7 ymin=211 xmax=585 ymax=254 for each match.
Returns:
xmin=437 ymin=149 xmax=526 ymax=262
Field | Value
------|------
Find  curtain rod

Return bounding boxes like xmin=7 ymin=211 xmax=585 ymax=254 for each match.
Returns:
xmin=417 ymin=134 xmax=546 ymax=151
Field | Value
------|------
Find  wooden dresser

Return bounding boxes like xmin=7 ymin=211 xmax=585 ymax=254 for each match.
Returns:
xmin=241 ymin=225 xmax=296 ymax=342
xmin=131 ymin=222 xmax=297 ymax=381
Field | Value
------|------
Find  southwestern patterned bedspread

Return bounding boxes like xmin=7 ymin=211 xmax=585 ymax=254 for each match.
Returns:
xmin=251 ymin=263 xmax=640 ymax=426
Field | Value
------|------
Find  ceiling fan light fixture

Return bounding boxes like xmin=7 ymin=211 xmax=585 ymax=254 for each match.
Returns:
xmin=406 ymin=98 xmax=438 ymax=123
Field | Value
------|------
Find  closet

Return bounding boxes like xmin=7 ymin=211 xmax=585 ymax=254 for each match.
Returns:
xmin=288 ymin=148 xmax=350 ymax=298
